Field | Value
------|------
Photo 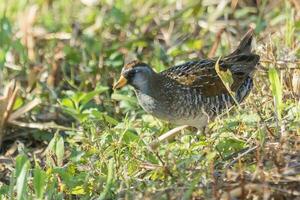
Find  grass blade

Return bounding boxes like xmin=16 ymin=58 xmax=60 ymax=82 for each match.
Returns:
xmin=98 ymin=159 xmax=114 ymax=200
xmin=15 ymin=155 xmax=30 ymax=200
xmin=33 ymin=166 xmax=47 ymax=200
xmin=268 ymin=67 xmax=283 ymax=121
xmin=55 ymin=136 xmax=65 ymax=167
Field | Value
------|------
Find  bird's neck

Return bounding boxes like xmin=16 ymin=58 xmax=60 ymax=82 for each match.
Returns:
xmin=133 ymin=73 xmax=164 ymax=98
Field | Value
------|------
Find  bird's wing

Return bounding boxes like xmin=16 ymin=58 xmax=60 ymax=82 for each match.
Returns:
xmin=161 ymin=60 xmax=227 ymax=96
xmin=161 ymin=54 xmax=259 ymax=97
xmin=161 ymin=28 xmax=259 ymax=97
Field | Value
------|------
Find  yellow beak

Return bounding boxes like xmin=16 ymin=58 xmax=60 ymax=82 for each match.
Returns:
xmin=113 ymin=75 xmax=128 ymax=89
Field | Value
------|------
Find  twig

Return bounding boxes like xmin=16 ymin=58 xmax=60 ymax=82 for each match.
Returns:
xmin=231 ymin=0 xmax=239 ymax=10
xmin=269 ymin=185 xmax=300 ymax=196
xmin=289 ymin=0 xmax=300 ymax=10
xmin=225 ymin=145 xmax=258 ymax=170
xmin=139 ymin=162 xmax=163 ymax=170
xmin=8 ymin=98 xmax=41 ymax=121
xmin=154 ymin=151 xmax=173 ymax=177
xmin=254 ymin=101 xmax=277 ymax=138
xmin=208 ymin=28 xmax=225 ymax=58
xmin=149 ymin=125 xmax=188 ymax=150
xmin=0 ymin=81 xmax=19 ymax=148
xmin=9 ymin=120 xmax=74 ymax=131
xmin=214 ymin=146 xmax=255 ymax=168
xmin=210 ymin=160 xmax=219 ymax=199
xmin=220 ymin=183 xmax=269 ymax=200
xmin=260 ymin=59 xmax=300 ymax=65
xmin=39 ymin=32 xmax=71 ymax=40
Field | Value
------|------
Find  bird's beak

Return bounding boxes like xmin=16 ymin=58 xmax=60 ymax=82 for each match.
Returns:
xmin=113 ymin=75 xmax=128 ymax=89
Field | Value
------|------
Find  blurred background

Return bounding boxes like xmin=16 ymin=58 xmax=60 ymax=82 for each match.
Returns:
xmin=0 ymin=0 xmax=299 ymax=199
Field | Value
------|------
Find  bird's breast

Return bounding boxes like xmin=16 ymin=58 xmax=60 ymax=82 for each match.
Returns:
xmin=135 ymin=88 xmax=212 ymax=129
xmin=135 ymin=91 xmax=171 ymax=120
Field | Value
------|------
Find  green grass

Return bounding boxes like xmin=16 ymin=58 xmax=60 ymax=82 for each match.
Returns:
xmin=0 ymin=0 xmax=300 ymax=199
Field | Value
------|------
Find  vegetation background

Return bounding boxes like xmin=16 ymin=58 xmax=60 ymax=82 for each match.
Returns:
xmin=0 ymin=0 xmax=299 ymax=199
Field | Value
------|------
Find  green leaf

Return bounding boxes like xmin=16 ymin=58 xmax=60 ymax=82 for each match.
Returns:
xmin=285 ymin=5 xmax=295 ymax=48
xmin=56 ymin=136 xmax=65 ymax=166
xmin=215 ymin=58 xmax=234 ymax=90
xmin=185 ymin=39 xmax=203 ymax=50
xmin=79 ymin=86 xmax=109 ymax=106
xmin=60 ymin=98 xmax=75 ymax=109
xmin=109 ymin=6 xmax=127 ymax=25
xmin=0 ymin=183 xmax=9 ymax=196
xmin=0 ymin=17 xmax=12 ymax=47
xmin=15 ymin=155 xmax=30 ymax=200
xmin=98 ymin=159 xmax=114 ymax=200
xmin=33 ymin=166 xmax=47 ymax=200
xmin=71 ymin=186 xmax=85 ymax=195
xmin=268 ymin=67 xmax=283 ymax=121
xmin=111 ymin=93 xmax=137 ymax=104
xmin=122 ymin=130 xmax=145 ymax=146
xmin=215 ymin=137 xmax=246 ymax=158
xmin=214 ymin=57 xmax=239 ymax=107
xmin=46 ymin=134 xmax=65 ymax=167
xmin=64 ymin=46 xmax=81 ymax=64
xmin=240 ymin=113 xmax=260 ymax=124
xmin=90 ymin=109 xmax=119 ymax=125
xmin=13 ymin=97 xmax=24 ymax=110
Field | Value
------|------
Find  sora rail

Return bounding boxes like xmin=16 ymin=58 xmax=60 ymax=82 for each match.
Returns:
xmin=114 ymin=30 xmax=259 ymax=129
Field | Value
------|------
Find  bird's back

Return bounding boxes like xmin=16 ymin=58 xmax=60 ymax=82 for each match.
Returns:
xmin=160 ymin=28 xmax=259 ymax=99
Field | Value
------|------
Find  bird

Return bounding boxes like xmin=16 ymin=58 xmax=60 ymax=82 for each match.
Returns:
xmin=113 ymin=29 xmax=259 ymax=129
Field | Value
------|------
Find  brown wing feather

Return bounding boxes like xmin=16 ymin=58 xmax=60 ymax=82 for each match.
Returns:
xmin=161 ymin=60 xmax=229 ymax=96
xmin=161 ymin=54 xmax=259 ymax=97
xmin=160 ymin=29 xmax=259 ymax=97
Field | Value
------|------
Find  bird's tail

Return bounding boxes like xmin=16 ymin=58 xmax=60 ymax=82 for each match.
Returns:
xmin=229 ymin=28 xmax=255 ymax=56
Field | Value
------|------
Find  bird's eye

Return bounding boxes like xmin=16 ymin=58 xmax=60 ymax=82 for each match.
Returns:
xmin=131 ymin=68 xmax=141 ymax=74
xmin=124 ymin=69 xmax=136 ymax=78
xmin=123 ymin=67 xmax=142 ymax=79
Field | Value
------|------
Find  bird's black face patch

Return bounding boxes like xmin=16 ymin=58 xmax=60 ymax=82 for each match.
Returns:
xmin=122 ymin=68 xmax=136 ymax=84
xmin=121 ymin=65 xmax=153 ymax=90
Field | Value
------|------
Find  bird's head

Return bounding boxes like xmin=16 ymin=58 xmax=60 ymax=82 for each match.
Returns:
xmin=113 ymin=60 xmax=155 ymax=90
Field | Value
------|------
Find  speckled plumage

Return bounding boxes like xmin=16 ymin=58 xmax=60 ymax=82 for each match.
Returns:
xmin=114 ymin=30 xmax=260 ymax=129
